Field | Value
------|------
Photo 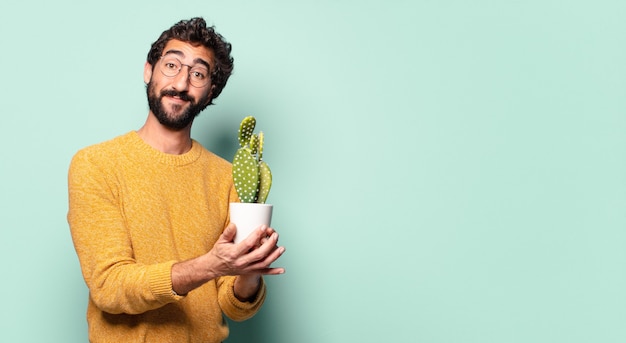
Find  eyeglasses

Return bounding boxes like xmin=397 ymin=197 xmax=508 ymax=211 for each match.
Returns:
xmin=158 ymin=56 xmax=211 ymax=88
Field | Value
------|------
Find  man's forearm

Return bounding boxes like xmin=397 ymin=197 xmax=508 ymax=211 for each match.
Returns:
xmin=171 ymin=255 xmax=217 ymax=295
xmin=233 ymin=274 xmax=262 ymax=302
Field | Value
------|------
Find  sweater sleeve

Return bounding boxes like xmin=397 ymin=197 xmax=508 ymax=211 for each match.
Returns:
xmin=67 ymin=149 xmax=182 ymax=315
xmin=217 ymin=275 xmax=266 ymax=321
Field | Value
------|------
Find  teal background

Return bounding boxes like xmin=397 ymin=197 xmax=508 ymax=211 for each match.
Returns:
xmin=1 ymin=1 xmax=625 ymax=342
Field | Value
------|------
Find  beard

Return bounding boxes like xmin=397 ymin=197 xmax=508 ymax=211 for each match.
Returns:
xmin=146 ymin=81 xmax=208 ymax=130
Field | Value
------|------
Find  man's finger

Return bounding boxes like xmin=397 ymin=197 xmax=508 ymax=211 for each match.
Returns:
xmin=221 ymin=223 xmax=237 ymax=242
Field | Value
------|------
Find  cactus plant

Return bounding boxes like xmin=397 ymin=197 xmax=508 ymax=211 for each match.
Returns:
xmin=232 ymin=116 xmax=272 ymax=203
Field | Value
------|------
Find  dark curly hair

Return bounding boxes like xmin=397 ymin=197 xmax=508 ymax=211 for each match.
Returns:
xmin=147 ymin=17 xmax=234 ymax=106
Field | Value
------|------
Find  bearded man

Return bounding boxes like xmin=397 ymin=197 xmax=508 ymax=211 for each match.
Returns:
xmin=67 ymin=17 xmax=285 ymax=343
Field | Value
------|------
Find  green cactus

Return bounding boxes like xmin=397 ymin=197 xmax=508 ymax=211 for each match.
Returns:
xmin=232 ymin=116 xmax=272 ymax=203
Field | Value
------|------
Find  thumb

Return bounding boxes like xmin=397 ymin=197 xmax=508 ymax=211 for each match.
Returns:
xmin=221 ymin=223 xmax=237 ymax=242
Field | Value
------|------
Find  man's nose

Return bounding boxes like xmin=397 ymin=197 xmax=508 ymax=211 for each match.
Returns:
xmin=171 ymin=66 xmax=191 ymax=91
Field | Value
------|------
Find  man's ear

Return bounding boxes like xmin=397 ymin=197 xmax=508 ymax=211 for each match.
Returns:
xmin=144 ymin=62 xmax=153 ymax=84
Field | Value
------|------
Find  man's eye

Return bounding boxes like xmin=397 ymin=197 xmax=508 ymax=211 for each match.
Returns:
xmin=191 ymin=70 xmax=207 ymax=80
xmin=165 ymin=62 xmax=178 ymax=69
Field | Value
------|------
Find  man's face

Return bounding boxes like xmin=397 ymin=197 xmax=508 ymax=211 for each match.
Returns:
xmin=144 ymin=39 xmax=215 ymax=130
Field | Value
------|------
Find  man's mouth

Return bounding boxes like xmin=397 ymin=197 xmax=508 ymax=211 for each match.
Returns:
xmin=166 ymin=95 xmax=187 ymax=103
xmin=161 ymin=90 xmax=194 ymax=103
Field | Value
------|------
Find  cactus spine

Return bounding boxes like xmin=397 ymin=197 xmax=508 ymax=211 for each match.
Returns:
xmin=232 ymin=116 xmax=272 ymax=203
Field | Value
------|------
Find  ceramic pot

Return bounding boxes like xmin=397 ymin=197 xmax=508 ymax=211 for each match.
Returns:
xmin=229 ymin=203 xmax=273 ymax=244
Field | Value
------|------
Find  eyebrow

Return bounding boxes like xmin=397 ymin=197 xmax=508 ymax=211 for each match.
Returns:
xmin=163 ymin=49 xmax=211 ymax=69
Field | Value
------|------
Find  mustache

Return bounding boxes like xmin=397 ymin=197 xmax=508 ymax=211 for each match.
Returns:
xmin=160 ymin=89 xmax=195 ymax=102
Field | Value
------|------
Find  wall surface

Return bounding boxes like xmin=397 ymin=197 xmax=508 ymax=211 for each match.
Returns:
xmin=1 ymin=1 xmax=625 ymax=342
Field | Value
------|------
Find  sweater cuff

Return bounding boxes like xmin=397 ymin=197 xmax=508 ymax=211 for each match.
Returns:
xmin=148 ymin=260 xmax=184 ymax=302
xmin=221 ymin=276 xmax=266 ymax=321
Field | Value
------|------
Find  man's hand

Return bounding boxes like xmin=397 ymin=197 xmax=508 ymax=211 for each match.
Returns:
xmin=171 ymin=223 xmax=285 ymax=296
xmin=216 ymin=224 xmax=285 ymax=301
xmin=212 ymin=223 xmax=285 ymax=276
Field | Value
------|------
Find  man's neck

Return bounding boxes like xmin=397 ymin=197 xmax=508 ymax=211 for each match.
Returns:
xmin=136 ymin=113 xmax=193 ymax=155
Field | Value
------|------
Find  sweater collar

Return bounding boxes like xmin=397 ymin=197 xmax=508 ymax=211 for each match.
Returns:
xmin=128 ymin=131 xmax=203 ymax=166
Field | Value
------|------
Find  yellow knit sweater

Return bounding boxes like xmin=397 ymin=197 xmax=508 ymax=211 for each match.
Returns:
xmin=68 ymin=131 xmax=265 ymax=343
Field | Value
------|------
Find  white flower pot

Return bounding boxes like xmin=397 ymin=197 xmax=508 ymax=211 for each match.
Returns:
xmin=229 ymin=203 xmax=273 ymax=244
